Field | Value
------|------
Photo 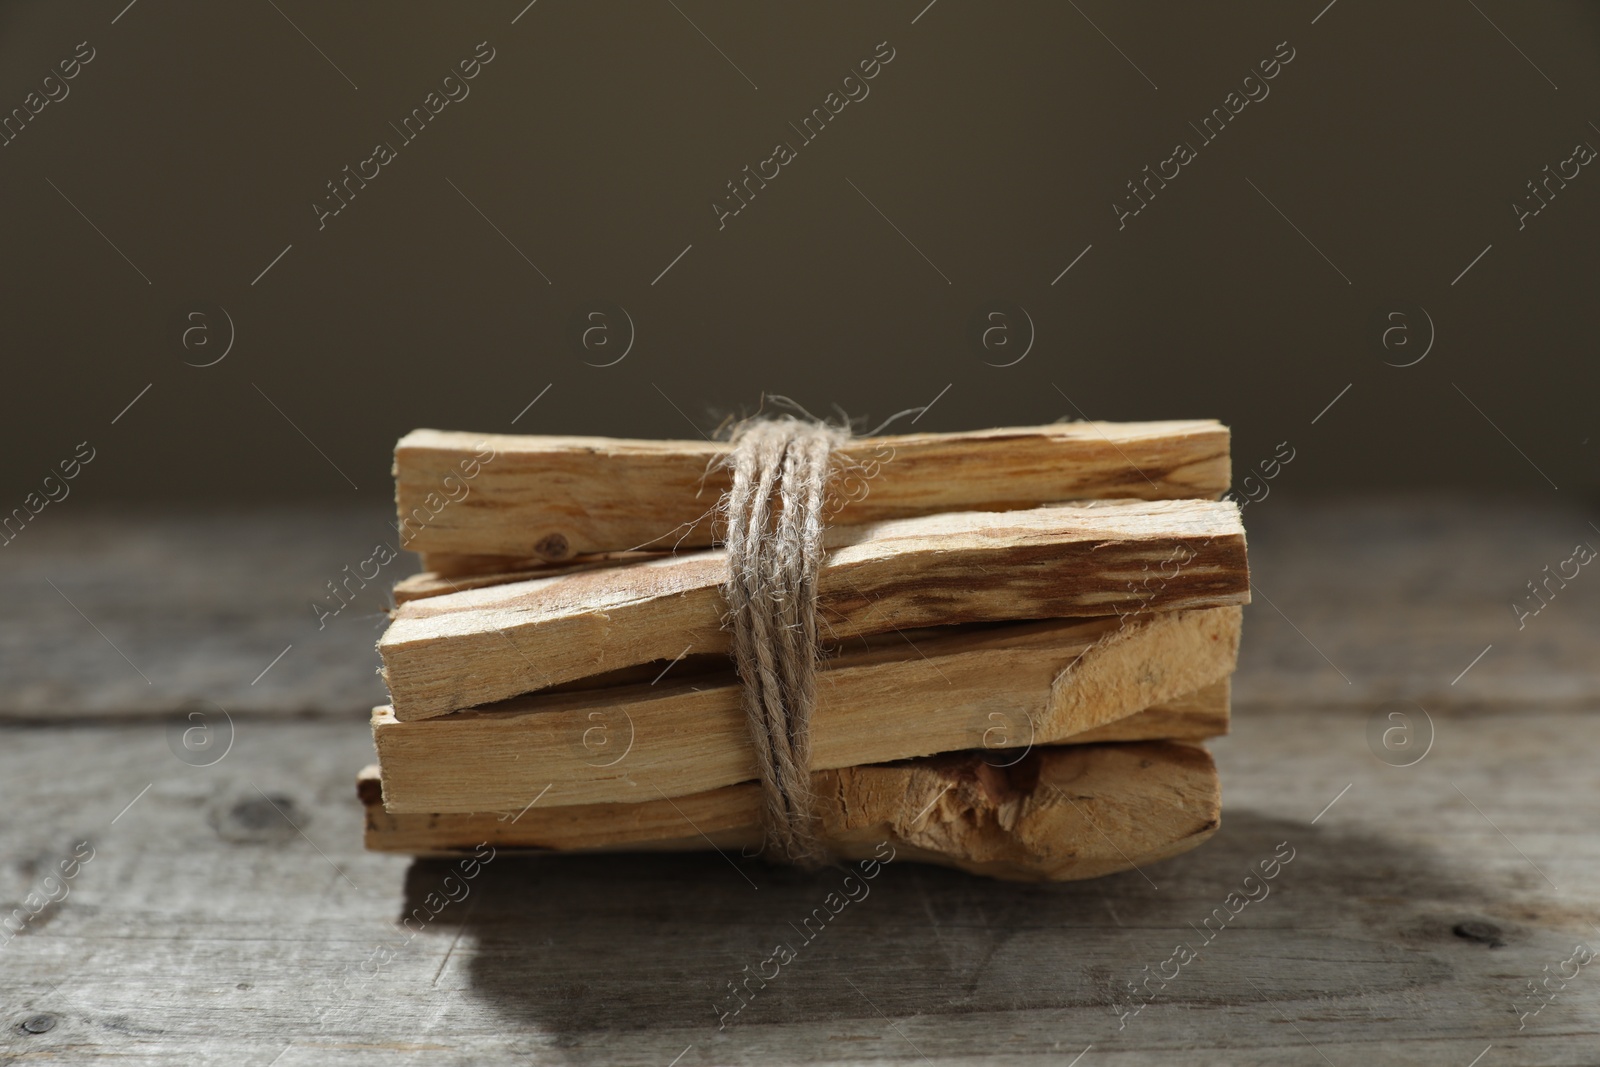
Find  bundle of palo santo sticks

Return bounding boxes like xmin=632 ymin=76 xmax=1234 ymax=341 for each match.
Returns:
xmin=359 ymin=419 xmax=1249 ymax=881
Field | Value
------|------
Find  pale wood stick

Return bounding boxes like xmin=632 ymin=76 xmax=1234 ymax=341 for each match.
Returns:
xmin=359 ymin=739 xmax=1222 ymax=882
xmin=380 ymin=499 xmax=1248 ymax=720
xmin=395 ymin=420 xmax=1230 ymax=560
xmin=1067 ymin=679 xmax=1229 ymax=742
xmin=406 ymin=550 xmax=673 ymax=587
xmin=374 ymin=608 xmax=1240 ymax=812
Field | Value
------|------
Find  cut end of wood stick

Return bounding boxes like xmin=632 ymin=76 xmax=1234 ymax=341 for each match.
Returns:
xmin=359 ymin=740 xmax=1220 ymax=882
xmin=1044 ymin=605 xmax=1243 ymax=738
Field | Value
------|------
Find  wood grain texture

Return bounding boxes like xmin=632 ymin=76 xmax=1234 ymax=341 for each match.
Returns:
xmin=397 ymin=551 xmax=674 ymax=597
xmin=353 ymin=694 xmax=1222 ymax=851
xmin=359 ymin=687 xmax=1228 ymax=851
xmin=0 ymin=505 xmax=403 ymax=718
xmin=4 ymin=705 xmax=1598 ymax=1065
xmin=374 ymin=608 xmax=1242 ymax=812
xmin=364 ymin=684 xmax=1231 ymax=854
xmin=395 ymin=420 xmax=1231 ymax=559
xmin=6 ymin=502 xmax=1598 ymax=1064
xmin=380 ymin=499 xmax=1249 ymax=720
xmin=12 ymin=497 xmax=1597 ymax=721
xmin=360 ymin=740 xmax=1223 ymax=882
xmin=1235 ymin=495 xmax=1600 ymax=708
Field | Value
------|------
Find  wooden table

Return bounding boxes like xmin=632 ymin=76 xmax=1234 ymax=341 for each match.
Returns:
xmin=3 ymin=498 xmax=1597 ymax=1065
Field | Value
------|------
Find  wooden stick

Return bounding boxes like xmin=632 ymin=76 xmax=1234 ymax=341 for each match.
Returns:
xmin=360 ymin=739 xmax=1222 ymax=882
xmin=380 ymin=499 xmax=1248 ymax=720
xmin=397 ymin=551 xmax=673 ymax=596
xmin=373 ymin=608 xmax=1240 ymax=812
xmin=395 ymin=420 xmax=1230 ymax=560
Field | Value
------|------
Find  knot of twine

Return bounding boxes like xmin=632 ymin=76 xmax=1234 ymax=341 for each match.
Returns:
xmin=720 ymin=416 xmax=849 ymax=867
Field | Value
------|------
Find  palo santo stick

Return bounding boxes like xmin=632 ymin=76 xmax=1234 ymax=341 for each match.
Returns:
xmin=360 ymin=739 xmax=1222 ymax=882
xmin=405 ymin=550 xmax=674 ymax=588
xmin=362 ymin=688 xmax=1227 ymax=850
xmin=374 ymin=607 xmax=1240 ymax=812
xmin=396 ymin=420 xmax=1230 ymax=560
xmin=380 ymin=499 xmax=1248 ymax=720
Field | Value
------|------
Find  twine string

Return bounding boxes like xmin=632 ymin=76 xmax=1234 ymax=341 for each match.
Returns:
xmin=720 ymin=417 xmax=846 ymax=866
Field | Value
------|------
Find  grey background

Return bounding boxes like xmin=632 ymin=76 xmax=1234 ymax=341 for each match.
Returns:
xmin=2 ymin=0 xmax=1596 ymax=508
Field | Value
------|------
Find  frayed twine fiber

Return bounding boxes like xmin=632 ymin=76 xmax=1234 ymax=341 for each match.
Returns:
xmin=720 ymin=416 xmax=850 ymax=867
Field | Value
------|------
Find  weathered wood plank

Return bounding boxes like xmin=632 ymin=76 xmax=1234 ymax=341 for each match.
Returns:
xmin=0 ymin=505 xmax=402 ymax=718
xmin=1235 ymin=495 xmax=1600 ymax=708
xmin=394 ymin=421 xmax=1231 ymax=560
xmin=374 ymin=608 xmax=1242 ymax=812
xmin=2 ymin=705 xmax=1597 ymax=1065
xmin=380 ymin=499 xmax=1248 ymax=719
xmin=3 ymin=501 xmax=1597 ymax=1064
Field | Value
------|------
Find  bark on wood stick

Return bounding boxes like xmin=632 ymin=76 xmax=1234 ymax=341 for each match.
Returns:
xmin=395 ymin=420 xmax=1230 ymax=560
xmin=359 ymin=739 xmax=1222 ymax=883
xmin=373 ymin=608 xmax=1240 ymax=812
xmin=380 ymin=499 xmax=1248 ymax=720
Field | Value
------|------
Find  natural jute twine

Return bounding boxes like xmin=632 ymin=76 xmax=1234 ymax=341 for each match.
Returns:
xmin=720 ymin=416 xmax=849 ymax=867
